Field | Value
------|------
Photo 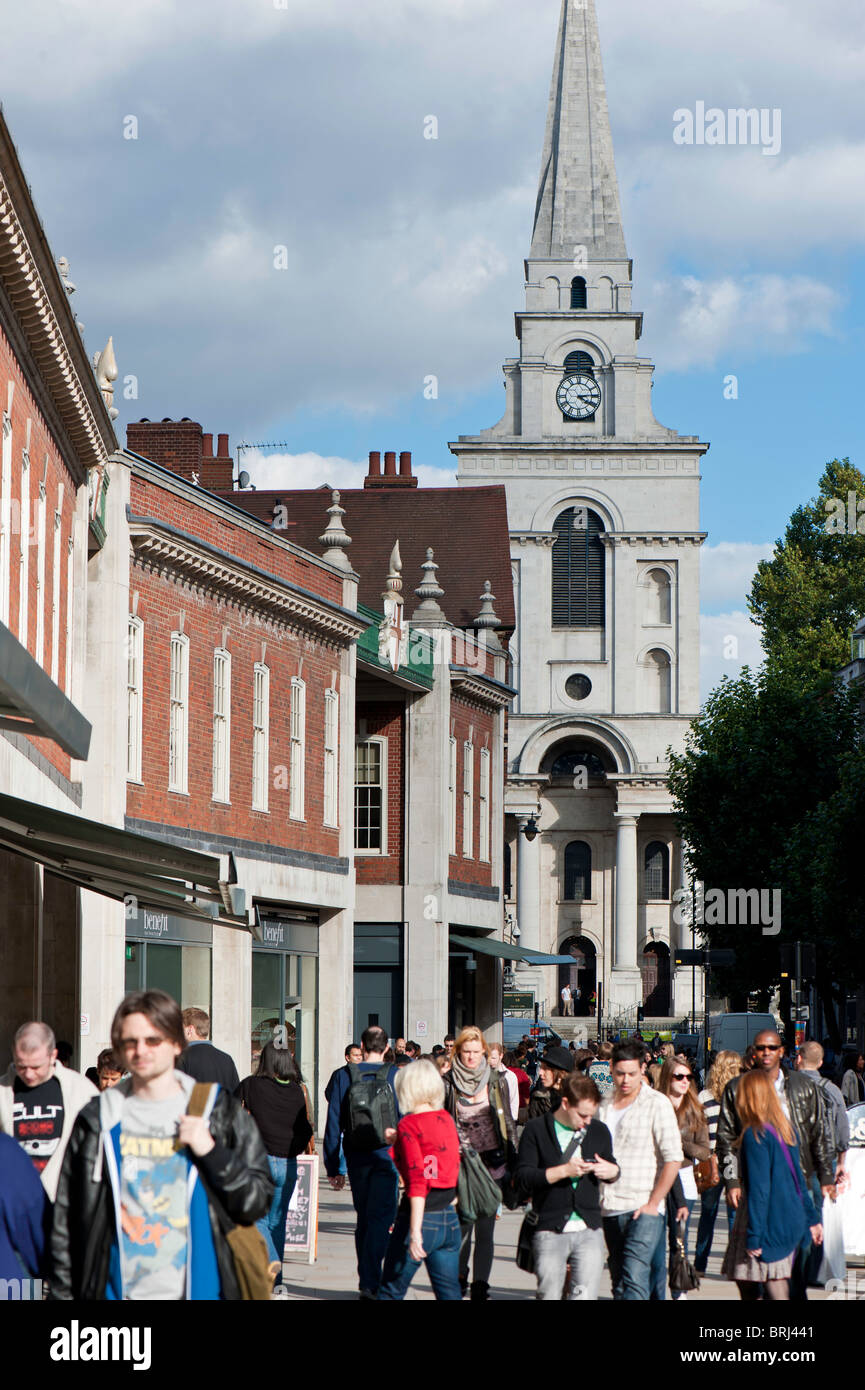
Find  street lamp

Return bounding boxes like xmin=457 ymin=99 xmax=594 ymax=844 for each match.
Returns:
xmin=522 ymin=816 xmax=539 ymax=842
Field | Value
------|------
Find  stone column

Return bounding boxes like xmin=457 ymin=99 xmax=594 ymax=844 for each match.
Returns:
xmin=611 ymin=812 xmax=642 ymax=1008
xmin=515 ymin=816 xmax=541 ymax=953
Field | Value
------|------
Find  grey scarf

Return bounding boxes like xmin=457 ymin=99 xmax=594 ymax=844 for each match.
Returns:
xmin=451 ymin=1054 xmax=491 ymax=1097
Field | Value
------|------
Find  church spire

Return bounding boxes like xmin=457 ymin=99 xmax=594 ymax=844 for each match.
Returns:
xmin=530 ymin=0 xmax=627 ymax=263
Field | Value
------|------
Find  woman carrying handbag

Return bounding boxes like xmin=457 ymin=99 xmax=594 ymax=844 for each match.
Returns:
xmin=443 ymin=1025 xmax=517 ymax=1300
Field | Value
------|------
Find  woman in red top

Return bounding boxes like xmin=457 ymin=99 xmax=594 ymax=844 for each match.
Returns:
xmin=377 ymin=1059 xmax=461 ymax=1300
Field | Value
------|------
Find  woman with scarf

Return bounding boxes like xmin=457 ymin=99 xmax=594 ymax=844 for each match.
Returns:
xmin=442 ymin=1025 xmax=516 ymax=1300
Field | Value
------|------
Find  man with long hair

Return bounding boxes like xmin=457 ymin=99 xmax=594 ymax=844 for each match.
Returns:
xmin=49 ymin=990 xmax=272 ymax=1300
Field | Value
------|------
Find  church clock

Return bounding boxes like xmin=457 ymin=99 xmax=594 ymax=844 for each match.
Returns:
xmin=556 ymin=372 xmax=601 ymax=420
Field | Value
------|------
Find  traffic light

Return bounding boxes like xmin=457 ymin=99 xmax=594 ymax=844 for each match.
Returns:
xmin=636 ymin=1005 xmax=645 ymax=1024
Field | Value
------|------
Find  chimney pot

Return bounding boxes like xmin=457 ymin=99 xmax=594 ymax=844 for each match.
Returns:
xmin=202 ymin=433 xmax=213 ymax=458
xmin=217 ymin=433 xmax=230 ymax=458
xmin=399 ymin=451 xmax=412 ymax=476
xmin=368 ymin=450 xmax=381 ymax=477
xmin=384 ymin=451 xmax=397 ymax=475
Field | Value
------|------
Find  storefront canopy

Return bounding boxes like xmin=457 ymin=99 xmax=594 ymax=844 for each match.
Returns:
xmin=449 ymin=931 xmax=576 ymax=966
xmin=0 ymin=792 xmax=247 ymax=926
xmin=0 ymin=622 xmax=91 ymax=760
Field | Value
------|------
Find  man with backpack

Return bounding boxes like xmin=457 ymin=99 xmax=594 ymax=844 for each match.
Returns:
xmin=795 ymin=1042 xmax=849 ymax=1187
xmin=324 ymin=1025 xmax=400 ymax=1299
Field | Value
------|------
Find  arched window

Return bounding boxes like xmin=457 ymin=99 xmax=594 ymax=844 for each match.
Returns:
xmin=551 ymin=507 xmax=605 ymax=627
xmin=644 ymin=842 xmax=669 ymax=899
xmin=642 ymin=649 xmax=671 ymax=713
xmin=570 ymin=277 xmax=587 ymax=309
xmin=564 ymin=841 xmax=592 ymax=901
xmin=548 ymin=747 xmax=608 ymax=781
xmin=563 ymin=349 xmax=594 ymax=375
xmin=644 ymin=569 xmax=671 ymax=625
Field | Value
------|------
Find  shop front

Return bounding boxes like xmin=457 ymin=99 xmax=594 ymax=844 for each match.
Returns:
xmin=125 ymin=905 xmax=213 ymax=1018
xmin=252 ymin=904 xmax=319 ymax=1119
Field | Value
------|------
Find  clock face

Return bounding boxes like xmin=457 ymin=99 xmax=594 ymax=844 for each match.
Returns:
xmin=557 ymin=372 xmax=601 ymax=420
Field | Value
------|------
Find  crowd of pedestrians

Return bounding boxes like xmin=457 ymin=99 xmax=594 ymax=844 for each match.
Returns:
xmin=0 ymin=1002 xmax=859 ymax=1303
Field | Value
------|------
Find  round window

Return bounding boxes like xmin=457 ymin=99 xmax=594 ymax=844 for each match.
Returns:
xmin=565 ymin=673 xmax=592 ymax=701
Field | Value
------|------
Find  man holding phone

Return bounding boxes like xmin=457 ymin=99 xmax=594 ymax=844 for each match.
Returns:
xmin=516 ymin=1072 xmax=619 ymax=1299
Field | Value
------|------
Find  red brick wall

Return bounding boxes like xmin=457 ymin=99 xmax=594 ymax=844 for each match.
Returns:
xmin=130 ymin=475 xmax=343 ymax=609
xmin=1 ymin=323 xmax=80 ymax=782
xmin=449 ymin=696 xmax=494 ymax=887
xmin=127 ymin=421 xmax=234 ymax=492
xmin=354 ymin=700 xmax=404 ymax=884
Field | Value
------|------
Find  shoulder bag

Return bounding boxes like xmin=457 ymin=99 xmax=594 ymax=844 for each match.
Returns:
xmin=188 ymin=1083 xmax=276 ymax=1301
xmin=694 ymin=1154 xmax=719 ymax=1193
xmin=668 ymin=1218 xmax=700 ymax=1294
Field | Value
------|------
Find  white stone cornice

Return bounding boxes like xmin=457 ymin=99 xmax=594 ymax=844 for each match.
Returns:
xmin=0 ymin=175 xmax=115 ymax=475
xmin=599 ymin=532 xmax=707 ymax=547
xmin=448 ymin=667 xmax=515 ymax=709
xmin=511 ymin=532 xmax=558 ymax=547
xmin=129 ymin=523 xmax=367 ymax=646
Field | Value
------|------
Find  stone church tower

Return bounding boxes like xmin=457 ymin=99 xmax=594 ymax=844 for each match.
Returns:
xmin=451 ymin=0 xmax=709 ymax=1027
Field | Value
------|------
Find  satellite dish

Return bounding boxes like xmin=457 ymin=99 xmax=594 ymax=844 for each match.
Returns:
xmin=238 ymin=470 xmax=250 ymax=489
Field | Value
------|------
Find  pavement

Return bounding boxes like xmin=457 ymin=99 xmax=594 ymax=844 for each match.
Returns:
xmin=280 ymin=1166 xmax=835 ymax=1301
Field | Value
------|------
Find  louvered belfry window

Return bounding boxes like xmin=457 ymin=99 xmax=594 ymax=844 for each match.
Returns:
xmin=552 ymin=507 xmax=605 ymax=627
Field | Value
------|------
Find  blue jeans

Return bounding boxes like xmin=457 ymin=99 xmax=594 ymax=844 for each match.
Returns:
xmin=603 ymin=1211 xmax=665 ymax=1300
xmin=695 ymin=1181 xmax=735 ymax=1272
xmin=255 ymin=1155 xmax=298 ymax=1283
xmin=347 ymin=1155 xmax=399 ymax=1295
xmin=377 ymin=1203 xmax=462 ymax=1300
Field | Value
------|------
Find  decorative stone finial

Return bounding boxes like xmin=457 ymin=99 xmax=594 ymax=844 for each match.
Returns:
xmin=475 ymin=580 xmax=501 ymax=629
xmin=412 ymin=546 xmax=445 ymax=620
xmin=57 ymin=257 xmax=76 ymax=294
xmin=93 ymin=337 xmax=119 ymax=420
xmin=318 ymin=488 xmax=352 ymax=571
xmin=381 ymin=540 xmax=403 ymax=604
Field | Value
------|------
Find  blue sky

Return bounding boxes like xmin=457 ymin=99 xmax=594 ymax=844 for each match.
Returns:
xmin=2 ymin=0 xmax=863 ymax=695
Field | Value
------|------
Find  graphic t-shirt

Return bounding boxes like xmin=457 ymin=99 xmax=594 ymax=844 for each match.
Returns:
xmin=119 ymin=1089 xmax=190 ymax=1300
xmin=553 ymin=1117 xmax=587 ymax=1230
xmin=13 ymin=1076 xmax=64 ymax=1174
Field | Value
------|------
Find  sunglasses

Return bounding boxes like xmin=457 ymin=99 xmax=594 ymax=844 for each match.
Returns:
xmin=119 ymin=1035 xmax=169 ymax=1052
xmin=673 ymin=1072 xmax=692 ymax=1082
xmin=754 ymin=1045 xmax=781 ymax=1052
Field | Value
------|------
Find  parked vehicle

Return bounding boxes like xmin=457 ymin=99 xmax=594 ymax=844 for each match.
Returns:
xmin=502 ymin=1018 xmax=563 ymax=1051
xmin=706 ymin=1012 xmax=779 ymax=1057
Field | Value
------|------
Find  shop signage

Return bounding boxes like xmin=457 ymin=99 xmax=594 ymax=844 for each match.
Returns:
xmin=504 ymin=991 xmax=534 ymax=1012
xmin=254 ymin=907 xmax=319 ymax=954
xmin=125 ymin=905 xmax=213 ymax=946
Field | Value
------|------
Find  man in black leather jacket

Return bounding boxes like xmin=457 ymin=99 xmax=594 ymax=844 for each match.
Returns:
xmin=49 ymin=990 xmax=272 ymax=1300
xmin=715 ymin=1028 xmax=835 ymax=1300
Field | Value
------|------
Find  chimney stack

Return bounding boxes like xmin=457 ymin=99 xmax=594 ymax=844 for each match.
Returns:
xmin=363 ymin=448 xmax=419 ymax=489
xmin=202 ymin=433 xmax=213 ymax=458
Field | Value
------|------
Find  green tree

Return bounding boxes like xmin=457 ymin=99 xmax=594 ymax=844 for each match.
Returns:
xmin=748 ymin=458 xmax=865 ymax=682
xmin=667 ymin=665 xmax=859 ymax=1010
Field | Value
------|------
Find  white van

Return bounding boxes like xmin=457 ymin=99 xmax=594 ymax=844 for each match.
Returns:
xmin=707 ymin=1012 xmax=779 ymax=1057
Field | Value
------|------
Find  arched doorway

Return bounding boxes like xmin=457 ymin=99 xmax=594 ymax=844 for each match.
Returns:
xmin=558 ymin=936 xmax=597 ymax=1017
xmin=641 ymin=942 xmax=671 ymax=1016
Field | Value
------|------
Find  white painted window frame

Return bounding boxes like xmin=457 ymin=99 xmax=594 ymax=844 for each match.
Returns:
xmin=168 ymin=631 xmax=190 ymax=794
xmin=212 ymin=648 xmax=231 ymax=803
xmin=252 ymin=662 xmax=270 ymax=812
xmin=289 ymin=675 xmax=306 ymax=820
xmin=126 ymin=615 xmax=144 ymax=782
xmin=462 ymin=740 xmax=474 ymax=858
xmin=354 ymin=735 xmax=387 ymax=854
xmin=324 ymin=687 xmax=339 ymax=827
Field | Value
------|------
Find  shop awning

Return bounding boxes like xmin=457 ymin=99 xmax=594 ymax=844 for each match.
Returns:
xmin=0 ymin=622 xmax=91 ymax=760
xmin=449 ymin=932 xmax=576 ymax=966
xmin=0 ymin=791 xmax=247 ymax=926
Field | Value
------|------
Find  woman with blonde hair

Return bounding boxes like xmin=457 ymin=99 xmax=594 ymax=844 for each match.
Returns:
xmin=442 ymin=1025 xmax=516 ymax=1300
xmin=721 ymin=1069 xmax=823 ymax=1299
xmin=377 ymin=1060 xmax=462 ymax=1300
xmin=694 ymin=1050 xmax=742 ymax=1273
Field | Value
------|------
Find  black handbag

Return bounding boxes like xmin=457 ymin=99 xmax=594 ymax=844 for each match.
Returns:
xmin=516 ymin=1209 xmax=539 ymax=1273
xmin=669 ymin=1220 xmax=700 ymax=1294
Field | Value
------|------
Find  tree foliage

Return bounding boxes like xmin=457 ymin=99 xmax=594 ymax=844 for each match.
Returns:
xmin=748 ymin=458 xmax=865 ymax=682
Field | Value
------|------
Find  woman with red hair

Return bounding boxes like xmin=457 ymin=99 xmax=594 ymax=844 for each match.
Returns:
xmin=722 ymin=1069 xmax=823 ymax=1299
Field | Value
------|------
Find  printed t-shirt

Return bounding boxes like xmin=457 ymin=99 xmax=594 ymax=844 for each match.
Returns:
xmin=553 ymin=1117 xmax=587 ymax=1230
xmin=119 ymin=1088 xmax=190 ymax=1300
xmin=13 ymin=1076 xmax=64 ymax=1175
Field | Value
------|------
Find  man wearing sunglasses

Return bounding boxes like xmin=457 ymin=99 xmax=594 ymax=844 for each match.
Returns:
xmin=49 ymin=989 xmax=273 ymax=1300
xmin=715 ymin=1029 xmax=836 ymax=1300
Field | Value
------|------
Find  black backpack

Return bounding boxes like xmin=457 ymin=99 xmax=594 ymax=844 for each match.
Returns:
xmin=346 ymin=1063 xmax=398 ymax=1151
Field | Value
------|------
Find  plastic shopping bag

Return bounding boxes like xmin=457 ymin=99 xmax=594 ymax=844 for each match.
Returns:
xmin=818 ymin=1193 xmax=846 ymax=1284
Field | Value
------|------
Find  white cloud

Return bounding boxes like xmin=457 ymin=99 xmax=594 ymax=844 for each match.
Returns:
xmin=700 ymin=541 xmax=775 ymax=610
xmin=700 ymin=610 xmax=765 ymax=701
xmin=244 ymin=451 xmax=456 ymax=491
xmin=644 ymin=276 xmax=842 ymax=371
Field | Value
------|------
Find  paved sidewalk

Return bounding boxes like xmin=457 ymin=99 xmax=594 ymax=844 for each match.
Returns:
xmin=280 ymin=1175 xmax=832 ymax=1302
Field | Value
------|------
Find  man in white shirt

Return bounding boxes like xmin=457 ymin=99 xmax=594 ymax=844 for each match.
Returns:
xmin=488 ymin=1043 xmax=519 ymax=1122
xmin=561 ymin=984 xmax=573 ymax=1017
xmin=599 ymin=1041 xmax=683 ymax=1300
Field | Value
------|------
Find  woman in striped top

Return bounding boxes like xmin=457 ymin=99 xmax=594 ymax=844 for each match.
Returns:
xmin=695 ymin=1050 xmax=743 ymax=1274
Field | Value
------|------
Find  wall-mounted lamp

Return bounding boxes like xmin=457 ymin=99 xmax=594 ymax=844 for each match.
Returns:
xmin=522 ymin=817 xmax=539 ymax=842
